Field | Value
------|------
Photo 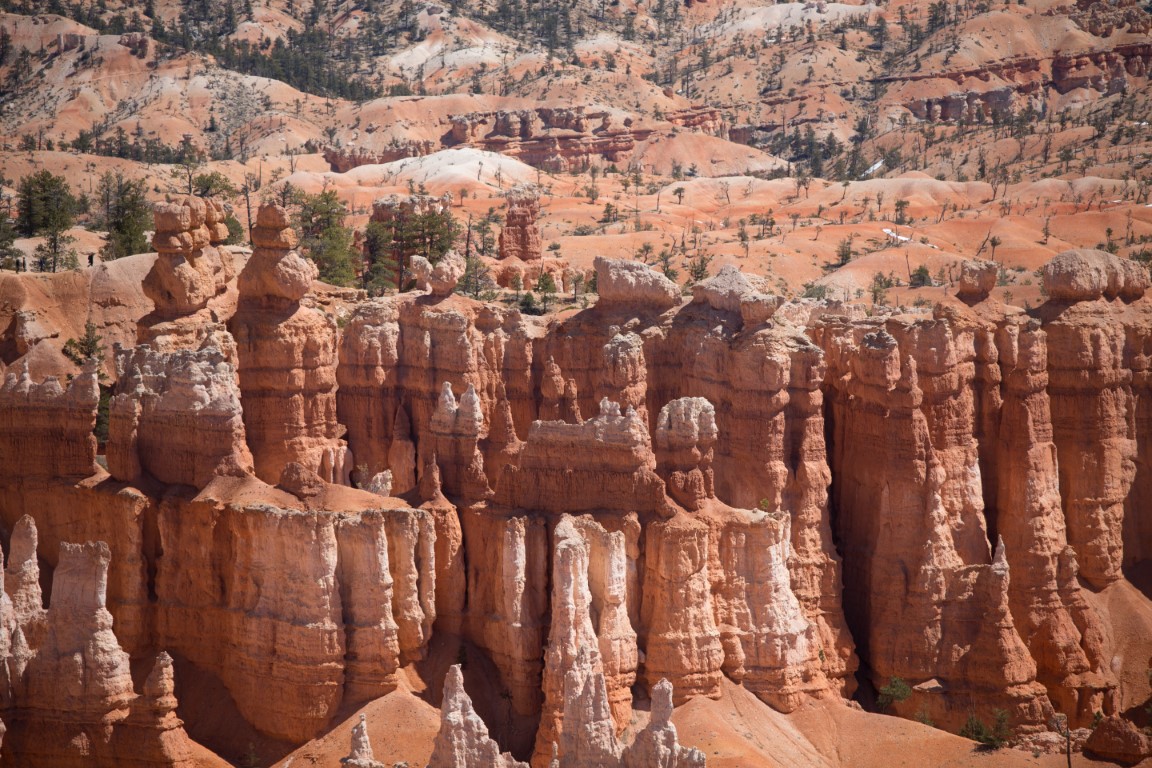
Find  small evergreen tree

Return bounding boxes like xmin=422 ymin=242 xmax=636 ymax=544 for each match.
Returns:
xmin=62 ymin=322 xmax=111 ymax=446
xmin=536 ymin=272 xmax=557 ymax=312
xmin=876 ymin=677 xmax=911 ymax=711
xmin=519 ymin=290 xmax=542 ymax=315
xmin=96 ymin=172 xmax=151 ymax=260
xmin=959 ymin=710 xmax=1011 ymax=749
xmin=193 ymin=171 xmax=238 ymax=198
xmin=223 ymin=215 xmax=246 ymax=245
xmin=296 ymin=190 xmax=357 ymax=287
xmin=685 ymin=252 xmax=713 ymax=284
xmin=0 ymin=209 xmax=18 ymax=270
xmin=457 ymin=250 xmax=496 ymax=299
xmin=17 ymin=170 xmax=77 ymax=238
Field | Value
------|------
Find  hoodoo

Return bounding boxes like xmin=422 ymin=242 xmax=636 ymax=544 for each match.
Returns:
xmin=4 ymin=0 xmax=1152 ymax=754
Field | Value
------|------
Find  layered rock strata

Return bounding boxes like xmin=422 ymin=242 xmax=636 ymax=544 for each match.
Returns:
xmin=498 ymin=185 xmax=542 ymax=262
xmin=4 ymin=539 xmax=197 ymax=767
xmin=2 ymin=249 xmax=1152 ymax=763
xmin=153 ymin=476 xmax=436 ymax=743
xmin=1037 ymin=250 xmax=1143 ymax=588
xmin=816 ymin=311 xmax=1067 ymax=730
xmin=140 ymin=195 xmax=236 ymax=354
xmin=231 ymin=204 xmax=352 ymax=485
xmin=108 ymin=342 xmax=253 ymax=488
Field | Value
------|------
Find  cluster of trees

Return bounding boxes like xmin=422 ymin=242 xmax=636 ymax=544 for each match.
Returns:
xmin=67 ymin=126 xmax=205 ymax=165
xmin=3 ymin=167 xmax=246 ymax=273
xmin=153 ymin=0 xmax=380 ymax=101
xmin=0 ymin=0 xmax=147 ymax=36
xmin=205 ymin=32 xmax=380 ymax=102
xmin=362 ymin=200 xmax=461 ymax=294
xmin=266 ymin=185 xmax=461 ymax=293
xmin=93 ymin=172 xmax=151 ymax=260
xmin=15 ymin=170 xmax=80 ymax=272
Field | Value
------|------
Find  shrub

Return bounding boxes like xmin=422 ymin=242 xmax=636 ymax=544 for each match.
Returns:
xmin=876 ymin=677 xmax=911 ymax=711
xmin=959 ymin=709 xmax=1010 ymax=749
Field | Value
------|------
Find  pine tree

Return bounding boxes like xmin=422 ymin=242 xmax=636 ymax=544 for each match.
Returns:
xmin=17 ymin=170 xmax=76 ymax=237
xmin=296 ymin=190 xmax=357 ymax=287
xmin=96 ymin=172 xmax=151 ymax=260
xmin=362 ymin=220 xmax=400 ymax=295
xmin=363 ymin=201 xmax=460 ymax=293
xmin=18 ymin=171 xmax=78 ymax=272
xmin=0 ymin=209 xmax=18 ymax=270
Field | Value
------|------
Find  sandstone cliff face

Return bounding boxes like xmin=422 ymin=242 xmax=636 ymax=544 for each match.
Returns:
xmin=5 ymin=539 xmax=197 ymax=767
xmin=150 ymin=472 xmax=438 ymax=744
xmin=7 ymin=247 xmax=1152 ymax=763
xmin=337 ymin=291 xmax=535 ymax=495
xmin=1037 ymin=250 xmax=1142 ymax=589
xmin=498 ymin=185 xmax=542 ymax=262
xmin=990 ymin=315 xmax=1117 ymax=725
xmin=5 ymin=516 xmax=46 ymax=646
xmin=109 ymin=342 xmax=253 ymax=488
xmin=816 ymin=319 xmax=1053 ymax=730
xmin=641 ymin=512 xmax=725 ymax=705
xmin=231 ymin=204 xmax=352 ymax=485
xmin=0 ymin=360 xmax=98 ymax=481
xmin=534 ymin=516 xmax=637 ymax=765
xmin=446 ymin=106 xmax=654 ymax=172
xmin=593 ymin=257 xmax=681 ymax=313
xmin=496 ymin=399 xmax=667 ymax=515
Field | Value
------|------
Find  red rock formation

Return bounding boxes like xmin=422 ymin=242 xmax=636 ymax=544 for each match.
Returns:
xmin=593 ymin=256 xmax=681 ymax=313
xmin=704 ymin=504 xmax=831 ymax=713
xmin=1037 ymin=250 xmax=1144 ymax=588
xmin=413 ymin=251 xmax=467 ymax=297
xmin=428 ymin=380 xmax=492 ymax=502
xmin=495 ymin=399 xmax=668 ymax=516
xmin=152 ymin=473 xmax=436 ymax=744
xmin=108 ymin=342 xmax=253 ymax=488
xmin=11 ymin=236 xmax=1152 ymax=763
xmin=1084 ymin=715 xmax=1152 ymax=764
xmin=140 ymin=196 xmax=236 ymax=354
xmin=654 ymin=397 xmax=716 ymax=511
xmin=323 ymin=140 xmax=436 ymax=172
xmin=428 ymin=665 xmax=528 ymax=768
xmin=231 ymin=204 xmax=352 ymax=485
xmin=341 ymin=714 xmax=387 ymax=768
xmin=460 ymin=509 xmax=548 ymax=718
xmin=333 ymin=509 xmax=402 ymax=707
xmin=4 ymin=516 xmax=46 ymax=646
xmin=498 ymin=185 xmax=542 ymax=262
xmin=990 ymin=315 xmax=1117 ymax=724
xmin=6 ymin=540 xmax=197 ymax=767
xmin=381 ymin=506 xmax=437 ymax=664
xmin=534 ymin=516 xmax=637 ymax=765
xmin=0 ymin=360 xmax=98 ymax=481
xmin=446 ymin=106 xmax=654 ymax=171
xmin=641 ymin=512 xmax=725 ymax=705
xmin=155 ymin=484 xmax=347 ymax=742
xmin=817 ymin=320 xmax=1053 ymax=730
xmin=337 ymin=292 xmax=535 ymax=492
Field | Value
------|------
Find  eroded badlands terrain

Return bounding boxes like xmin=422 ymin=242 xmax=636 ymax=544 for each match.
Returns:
xmin=2 ymin=0 xmax=1152 ymax=765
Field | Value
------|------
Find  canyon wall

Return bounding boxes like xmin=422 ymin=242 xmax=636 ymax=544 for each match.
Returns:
xmin=1 ymin=224 xmax=1151 ymax=766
